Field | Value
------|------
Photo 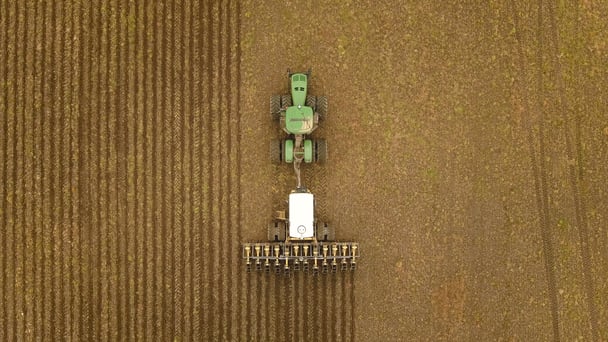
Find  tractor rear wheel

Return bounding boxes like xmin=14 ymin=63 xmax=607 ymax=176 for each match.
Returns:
xmin=268 ymin=221 xmax=286 ymax=242
xmin=270 ymin=139 xmax=281 ymax=164
xmin=270 ymin=95 xmax=281 ymax=121
xmin=315 ymin=139 xmax=327 ymax=164
xmin=316 ymin=96 xmax=328 ymax=121
xmin=281 ymin=94 xmax=292 ymax=108
xmin=305 ymin=95 xmax=316 ymax=110
xmin=316 ymin=222 xmax=334 ymax=241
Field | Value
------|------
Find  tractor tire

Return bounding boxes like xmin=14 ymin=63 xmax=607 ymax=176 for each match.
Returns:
xmin=305 ymin=95 xmax=317 ymax=110
xmin=284 ymin=139 xmax=294 ymax=163
xmin=315 ymin=139 xmax=327 ymax=164
xmin=270 ymin=139 xmax=282 ymax=164
xmin=268 ymin=221 xmax=286 ymax=242
xmin=281 ymin=94 xmax=292 ymax=108
xmin=270 ymin=95 xmax=281 ymax=121
xmin=316 ymin=96 xmax=328 ymax=121
xmin=316 ymin=222 xmax=334 ymax=242
xmin=304 ymin=139 xmax=313 ymax=163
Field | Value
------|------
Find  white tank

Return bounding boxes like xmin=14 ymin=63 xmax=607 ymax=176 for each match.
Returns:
xmin=288 ymin=192 xmax=315 ymax=239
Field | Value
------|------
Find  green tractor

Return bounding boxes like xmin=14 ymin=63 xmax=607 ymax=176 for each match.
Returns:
xmin=270 ymin=69 xmax=328 ymax=167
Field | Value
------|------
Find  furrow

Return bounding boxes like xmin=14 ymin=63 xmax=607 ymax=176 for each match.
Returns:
xmin=170 ymin=0 xmax=184 ymax=337
xmin=234 ymin=0 xmax=245 ymax=338
xmin=218 ymin=0 xmax=229 ymax=338
xmin=31 ymin=0 xmax=46 ymax=338
xmin=189 ymin=0 xmax=202 ymax=339
xmin=123 ymin=0 xmax=138 ymax=340
xmin=89 ymin=1 xmax=103 ymax=340
xmin=98 ymin=1 xmax=111 ymax=337
xmin=178 ymin=0 xmax=192 ymax=339
xmin=112 ymin=0 xmax=129 ymax=339
xmin=14 ymin=0 xmax=27 ymax=339
xmin=162 ymin=1 xmax=175 ymax=339
xmin=152 ymin=2 xmax=165 ymax=340
xmin=0 ymin=0 xmax=9 ymax=339
xmin=76 ymin=0 xmax=91 ymax=338
xmin=70 ymin=0 xmax=84 ymax=340
xmin=50 ymin=0 xmax=64 ymax=339
xmin=142 ymin=2 xmax=156 ymax=340
xmin=200 ymin=0 xmax=212 ymax=338
xmin=60 ymin=1 xmax=74 ymax=338
xmin=202 ymin=0 xmax=213 ymax=339
xmin=132 ymin=0 xmax=146 ymax=339
xmin=105 ymin=0 xmax=120 ymax=338
xmin=350 ymin=272 xmax=356 ymax=342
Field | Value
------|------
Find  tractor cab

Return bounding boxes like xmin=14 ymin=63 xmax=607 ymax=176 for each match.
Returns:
xmin=290 ymin=73 xmax=308 ymax=106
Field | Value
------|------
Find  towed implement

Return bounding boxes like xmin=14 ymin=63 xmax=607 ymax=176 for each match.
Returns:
xmin=243 ymin=187 xmax=359 ymax=275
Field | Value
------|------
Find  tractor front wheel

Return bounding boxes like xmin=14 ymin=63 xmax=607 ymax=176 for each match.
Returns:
xmin=304 ymin=140 xmax=313 ymax=163
xmin=305 ymin=95 xmax=316 ymax=110
xmin=284 ymin=139 xmax=294 ymax=163
xmin=281 ymin=94 xmax=292 ymax=108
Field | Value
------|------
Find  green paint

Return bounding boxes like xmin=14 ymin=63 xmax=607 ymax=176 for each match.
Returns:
xmin=290 ymin=73 xmax=308 ymax=106
xmin=284 ymin=139 xmax=294 ymax=163
xmin=304 ymin=139 xmax=313 ymax=163
xmin=285 ymin=106 xmax=314 ymax=134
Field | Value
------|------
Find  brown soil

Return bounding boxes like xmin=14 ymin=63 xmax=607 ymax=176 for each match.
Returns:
xmin=1 ymin=1 xmax=607 ymax=341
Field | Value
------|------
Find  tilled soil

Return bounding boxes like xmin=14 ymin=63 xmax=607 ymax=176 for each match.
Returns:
xmin=1 ymin=1 xmax=607 ymax=341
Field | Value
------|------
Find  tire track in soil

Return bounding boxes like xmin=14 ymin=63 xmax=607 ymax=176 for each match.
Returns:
xmin=510 ymin=1 xmax=560 ymax=340
xmin=545 ymin=2 xmax=600 ymax=340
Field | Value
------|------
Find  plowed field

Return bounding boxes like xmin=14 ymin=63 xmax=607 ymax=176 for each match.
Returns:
xmin=1 ymin=1 xmax=607 ymax=341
